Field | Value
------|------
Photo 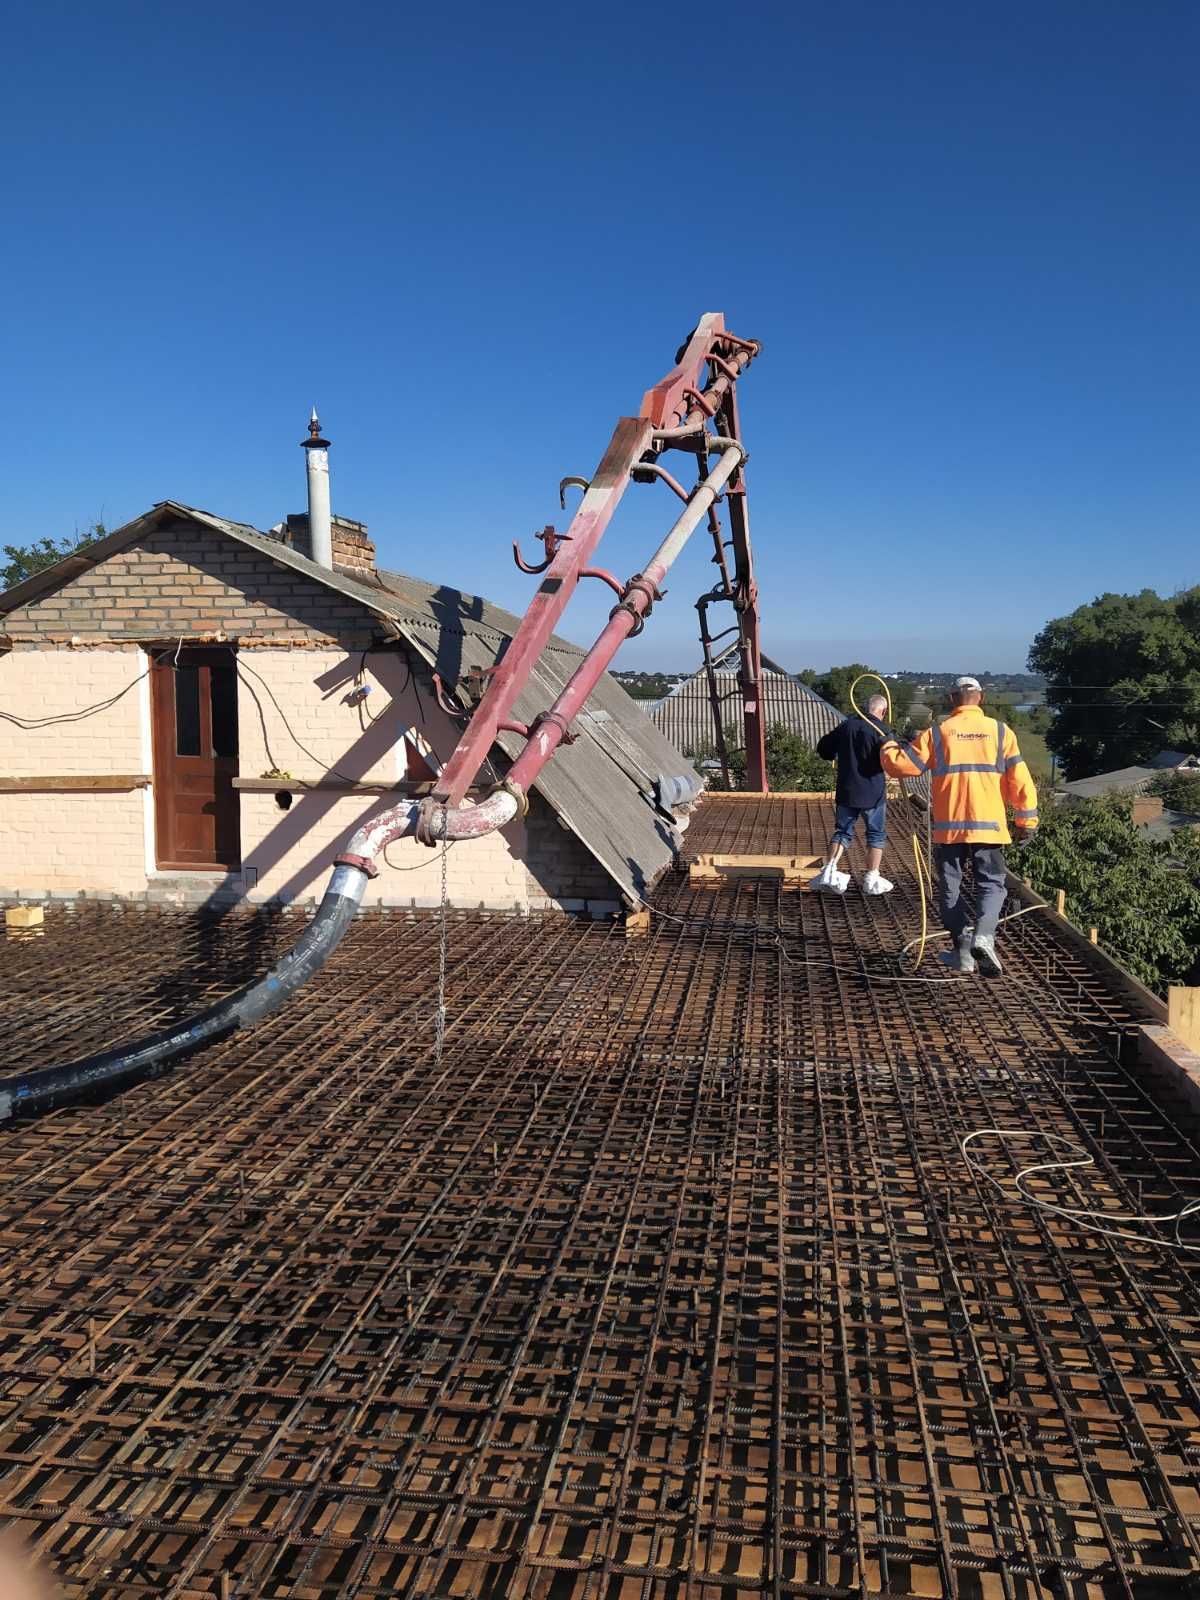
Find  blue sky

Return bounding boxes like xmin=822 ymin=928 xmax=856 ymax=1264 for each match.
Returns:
xmin=3 ymin=1 xmax=1197 ymax=672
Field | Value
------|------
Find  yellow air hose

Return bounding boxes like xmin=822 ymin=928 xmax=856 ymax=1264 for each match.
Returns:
xmin=847 ymin=670 xmax=932 ymax=968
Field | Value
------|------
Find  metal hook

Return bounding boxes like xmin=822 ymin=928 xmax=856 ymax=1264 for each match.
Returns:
xmin=513 ymin=524 xmax=571 ymax=575
xmin=558 ymin=476 xmax=589 ymax=509
xmin=431 ymin=672 xmax=467 ymax=720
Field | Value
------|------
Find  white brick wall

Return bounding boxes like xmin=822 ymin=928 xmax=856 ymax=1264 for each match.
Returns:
xmin=0 ymin=647 xmax=150 ymax=895
xmin=0 ymin=792 xmax=147 ymax=892
xmin=242 ymin=792 xmax=536 ymax=908
xmin=236 ymin=649 xmax=417 ymax=784
xmin=1 ymin=647 xmax=144 ymax=777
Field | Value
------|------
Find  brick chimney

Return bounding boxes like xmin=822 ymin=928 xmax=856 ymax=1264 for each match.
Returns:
xmin=329 ymin=516 xmax=376 ymax=578
xmin=285 ymin=512 xmax=376 ymax=577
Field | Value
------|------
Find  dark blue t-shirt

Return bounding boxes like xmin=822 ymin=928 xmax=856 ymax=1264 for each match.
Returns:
xmin=816 ymin=715 xmax=888 ymax=809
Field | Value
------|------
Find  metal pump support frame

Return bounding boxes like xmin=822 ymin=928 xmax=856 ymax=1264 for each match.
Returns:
xmin=0 ymin=314 xmax=761 ymax=1118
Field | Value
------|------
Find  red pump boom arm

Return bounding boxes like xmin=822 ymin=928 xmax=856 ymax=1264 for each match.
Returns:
xmin=420 ymin=311 xmax=764 ymax=834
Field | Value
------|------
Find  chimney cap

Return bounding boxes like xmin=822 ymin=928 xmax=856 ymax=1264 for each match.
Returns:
xmin=302 ymin=406 xmax=330 ymax=450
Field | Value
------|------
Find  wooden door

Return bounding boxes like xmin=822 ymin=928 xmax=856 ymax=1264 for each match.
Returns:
xmin=151 ymin=647 xmax=241 ymax=870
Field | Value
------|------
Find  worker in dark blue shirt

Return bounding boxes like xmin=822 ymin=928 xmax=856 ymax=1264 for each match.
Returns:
xmin=809 ymin=694 xmax=895 ymax=895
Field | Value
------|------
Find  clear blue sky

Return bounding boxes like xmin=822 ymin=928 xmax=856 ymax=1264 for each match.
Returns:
xmin=4 ymin=2 xmax=1197 ymax=672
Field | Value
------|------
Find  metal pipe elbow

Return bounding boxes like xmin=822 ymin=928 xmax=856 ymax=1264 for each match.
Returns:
xmin=343 ymin=788 xmax=521 ymax=862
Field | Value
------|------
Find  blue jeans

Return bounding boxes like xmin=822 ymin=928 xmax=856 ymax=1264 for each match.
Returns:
xmin=832 ymin=798 xmax=887 ymax=850
xmin=935 ymin=844 xmax=1008 ymax=939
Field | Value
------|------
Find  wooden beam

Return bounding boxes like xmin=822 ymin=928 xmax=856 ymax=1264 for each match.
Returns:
xmin=0 ymin=775 xmax=150 ymax=792
xmin=1168 ymin=987 xmax=1200 ymax=1054
xmin=690 ymin=852 xmax=820 ymax=889
xmin=702 ymin=790 xmax=834 ymax=801
xmin=232 ymin=778 xmax=491 ymax=796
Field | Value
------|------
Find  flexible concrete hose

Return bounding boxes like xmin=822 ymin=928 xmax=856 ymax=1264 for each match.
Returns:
xmin=0 ymin=790 xmax=522 ymax=1121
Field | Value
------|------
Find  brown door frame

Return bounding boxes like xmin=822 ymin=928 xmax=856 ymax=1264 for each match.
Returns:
xmin=149 ymin=644 xmax=241 ymax=871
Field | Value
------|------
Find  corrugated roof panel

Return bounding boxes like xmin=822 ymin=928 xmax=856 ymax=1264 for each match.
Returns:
xmin=650 ymin=669 xmax=843 ymax=756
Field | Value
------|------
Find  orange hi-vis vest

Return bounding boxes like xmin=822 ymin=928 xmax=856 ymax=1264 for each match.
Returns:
xmin=880 ymin=704 xmax=1039 ymax=846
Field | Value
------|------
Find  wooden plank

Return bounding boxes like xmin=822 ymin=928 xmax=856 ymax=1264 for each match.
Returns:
xmin=232 ymin=778 xmax=490 ymax=795
xmin=702 ymin=790 xmax=834 ymax=801
xmin=694 ymin=853 xmax=820 ymax=871
xmin=1168 ymin=987 xmax=1200 ymax=1054
xmin=0 ymin=775 xmax=151 ymax=791
xmin=624 ymin=909 xmax=651 ymax=939
xmin=690 ymin=853 xmax=820 ymax=889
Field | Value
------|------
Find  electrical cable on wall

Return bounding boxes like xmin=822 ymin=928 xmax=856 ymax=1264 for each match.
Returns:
xmin=0 ymin=638 xmax=187 ymax=729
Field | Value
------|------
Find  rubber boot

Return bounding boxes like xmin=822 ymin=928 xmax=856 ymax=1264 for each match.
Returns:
xmin=971 ymin=932 xmax=1003 ymax=977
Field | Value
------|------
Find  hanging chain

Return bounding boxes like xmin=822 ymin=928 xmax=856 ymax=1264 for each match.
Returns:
xmin=435 ymin=800 xmax=449 ymax=1066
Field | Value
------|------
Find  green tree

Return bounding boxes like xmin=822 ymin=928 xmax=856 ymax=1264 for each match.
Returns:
xmin=1017 ymin=798 xmax=1200 ymax=991
xmin=2 ymin=522 xmax=106 ymax=592
xmin=812 ymin=663 xmax=875 ymax=715
xmin=728 ymin=722 xmax=834 ymax=792
xmin=813 ymin=665 xmax=914 ymax=728
xmin=1148 ymin=770 xmax=1200 ymax=814
xmin=1029 ymin=588 xmax=1200 ymax=779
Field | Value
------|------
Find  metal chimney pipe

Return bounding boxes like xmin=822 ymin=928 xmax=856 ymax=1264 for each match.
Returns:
xmin=302 ymin=407 xmax=332 ymax=567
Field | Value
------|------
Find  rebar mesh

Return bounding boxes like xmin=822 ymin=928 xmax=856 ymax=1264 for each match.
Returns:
xmin=1 ymin=797 xmax=1199 ymax=1599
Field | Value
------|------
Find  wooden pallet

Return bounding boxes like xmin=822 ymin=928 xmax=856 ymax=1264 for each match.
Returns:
xmin=689 ymin=853 xmax=821 ymax=889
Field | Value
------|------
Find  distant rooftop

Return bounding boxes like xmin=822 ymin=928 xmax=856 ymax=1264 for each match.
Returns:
xmin=1062 ymin=750 xmax=1199 ymax=800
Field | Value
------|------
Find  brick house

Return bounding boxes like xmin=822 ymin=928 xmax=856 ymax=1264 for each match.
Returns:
xmin=0 ymin=498 xmax=700 ymax=914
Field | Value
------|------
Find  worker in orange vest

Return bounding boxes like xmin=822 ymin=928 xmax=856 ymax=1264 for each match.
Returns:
xmin=880 ymin=676 xmax=1039 ymax=976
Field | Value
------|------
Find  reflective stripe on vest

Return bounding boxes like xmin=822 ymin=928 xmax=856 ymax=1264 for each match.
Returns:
xmin=932 ymin=818 xmax=1002 ymax=832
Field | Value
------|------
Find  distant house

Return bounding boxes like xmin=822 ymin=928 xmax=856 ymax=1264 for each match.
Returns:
xmin=649 ymin=644 xmax=842 ymax=759
xmin=1062 ymin=752 xmax=1200 ymax=804
xmin=0 ymin=429 xmax=701 ymax=914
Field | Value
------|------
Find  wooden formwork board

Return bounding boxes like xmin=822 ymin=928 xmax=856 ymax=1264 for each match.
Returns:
xmin=689 ymin=852 xmax=821 ymax=889
xmin=703 ymin=790 xmax=834 ymax=800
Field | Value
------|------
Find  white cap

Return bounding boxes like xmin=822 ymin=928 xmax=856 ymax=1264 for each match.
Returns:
xmin=955 ymin=676 xmax=982 ymax=691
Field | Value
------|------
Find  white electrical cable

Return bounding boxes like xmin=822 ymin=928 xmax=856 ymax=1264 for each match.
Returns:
xmin=898 ymin=899 xmax=1046 ymax=957
xmin=961 ymin=1128 xmax=1200 ymax=1254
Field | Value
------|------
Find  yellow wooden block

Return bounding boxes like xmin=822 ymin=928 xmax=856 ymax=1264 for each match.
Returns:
xmin=1168 ymin=987 xmax=1200 ymax=1054
xmin=625 ymin=909 xmax=651 ymax=939
xmin=5 ymin=905 xmax=44 ymax=930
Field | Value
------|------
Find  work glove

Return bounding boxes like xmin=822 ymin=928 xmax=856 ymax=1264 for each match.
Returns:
xmin=1011 ymin=828 xmax=1034 ymax=848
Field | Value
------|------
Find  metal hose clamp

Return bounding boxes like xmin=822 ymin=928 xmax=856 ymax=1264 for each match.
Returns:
xmin=534 ymin=710 xmax=577 ymax=746
xmin=490 ymin=777 xmax=529 ymax=817
xmin=610 ymin=573 xmax=664 ymax=638
xmin=333 ymin=851 xmax=380 ymax=879
xmin=414 ymin=794 xmax=447 ymax=847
